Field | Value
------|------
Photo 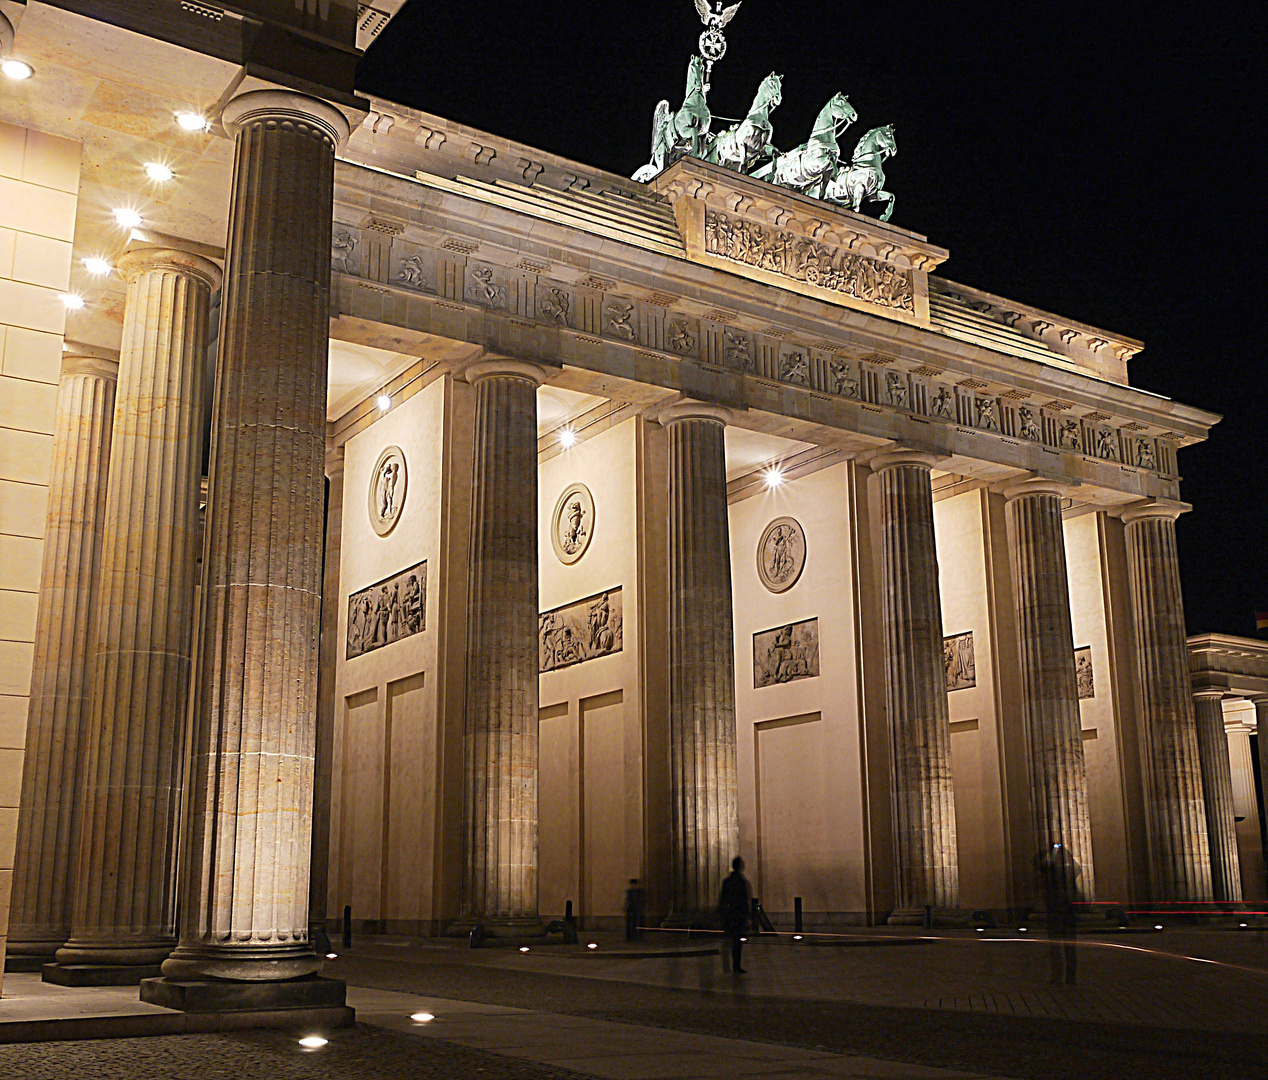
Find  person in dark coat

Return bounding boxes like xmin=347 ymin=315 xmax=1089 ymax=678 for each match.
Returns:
xmin=624 ymin=878 xmax=645 ymax=942
xmin=1035 ymin=843 xmax=1081 ymax=985
xmin=719 ymin=856 xmax=752 ymax=975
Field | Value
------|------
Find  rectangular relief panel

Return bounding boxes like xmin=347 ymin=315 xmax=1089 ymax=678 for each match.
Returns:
xmin=1075 ymin=645 xmax=1095 ymax=699
xmin=347 ymin=561 xmax=427 ymax=660
xmin=753 ymin=618 xmax=820 ymax=688
xmin=944 ymin=630 xmax=976 ymax=691
xmin=539 ymin=587 xmax=623 ymax=673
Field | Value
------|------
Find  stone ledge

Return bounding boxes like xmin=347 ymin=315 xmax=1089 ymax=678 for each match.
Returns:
xmin=42 ymin=963 xmax=163 ymax=987
xmin=140 ymin=975 xmax=348 ymax=1013
xmin=0 ymin=1006 xmax=355 ymax=1045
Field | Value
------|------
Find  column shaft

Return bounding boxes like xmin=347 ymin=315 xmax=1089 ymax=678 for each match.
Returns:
xmin=461 ymin=363 xmax=543 ymax=927
xmin=54 ymin=250 xmax=219 ymax=977
xmin=1123 ymin=505 xmax=1212 ymax=902
xmin=665 ymin=404 xmax=739 ymax=918
xmin=1005 ymin=483 xmax=1095 ymax=900
xmin=8 ymin=357 xmax=117 ymax=966
xmin=874 ymin=452 xmax=958 ymax=914
xmin=1192 ymin=691 xmax=1242 ymax=902
xmin=163 ymin=91 xmax=348 ymax=983
xmin=1255 ymin=698 xmax=1268 ymax=898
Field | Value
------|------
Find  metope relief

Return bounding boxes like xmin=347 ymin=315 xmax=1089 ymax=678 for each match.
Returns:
xmin=754 ymin=618 xmax=820 ymax=688
xmin=1019 ymin=407 xmax=1042 ymax=442
xmin=757 ymin=516 xmax=807 ymax=594
xmin=346 ymin=561 xmax=427 ymax=660
xmin=704 ymin=210 xmax=914 ymax=313
xmin=551 ymin=483 xmax=595 ymax=565
xmin=539 ymin=588 xmax=623 ymax=673
xmin=605 ymin=301 xmax=637 ymax=340
xmin=1135 ymin=438 xmax=1157 ymax=471
xmin=930 ymin=385 xmax=954 ymax=419
xmin=1075 ymin=646 xmax=1095 ymax=700
xmin=780 ymin=350 xmax=809 ymax=386
xmin=332 ymin=228 xmax=358 ymax=274
xmin=944 ymin=631 xmax=976 ymax=692
xmin=828 ymin=357 xmax=859 ymax=397
xmin=368 ymin=446 xmax=406 ymax=536
xmin=538 ymin=286 xmax=573 ymax=326
xmin=469 ymin=265 xmax=507 ymax=308
xmin=396 ymin=254 xmax=427 ymax=289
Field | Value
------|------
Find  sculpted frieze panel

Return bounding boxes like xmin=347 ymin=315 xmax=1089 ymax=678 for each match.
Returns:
xmin=754 ymin=618 xmax=820 ymax=688
xmin=347 ymin=561 xmax=426 ymax=660
xmin=468 ymin=263 xmax=508 ymax=308
xmin=704 ymin=209 xmax=915 ymax=313
xmin=604 ymin=299 xmax=637 ymax=341
xmin=723 ymin=328 xmax=754 ymax=371
xmin=332 ymin=226 xmax=359 ymax=275
xmin=538 ymin=283 xmax=574 ymax=327
xmin=1075 ymin=646 xmax=1095 ymax=700
xmin=539 ymin=588 xmax=623 ymax=673
xmin=779 ymin=348 xmax=809 ymax=386
xmin=944 ymin=631 xmax=976 ymax=692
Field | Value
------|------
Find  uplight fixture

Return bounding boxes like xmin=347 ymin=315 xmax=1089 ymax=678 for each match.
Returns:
xmin=2 ymin=59 xmax=33 ymax=81
xmin=587 ymin=943 xmax=598 ymax=950
xmin=1154 ymin=924 xmax=1164 ymax=931
xmin=376 ymin=393 xmax=392 ymax=412
xmin=519 ymin=946 xmax=530 ymax=953
xmin=410 ymin=1012 xmax=435 ymax=1023
xmin=59 ymin=293 xmax=85 ymax=310
xmin=144 ymin=162 xmax=174 ymax=182
xmin=325 ymin=952 xmax=338 ymax=960
xmin=83 ymin=257 xmax=112 ymax=276
xmin=1017 ymin=927 xmax=1027 ymax=933
xmin=558 ymin=427 xmax=578 ymax=448
xmin=175 ymin=111 xmax=209 ymax=132
xmin=113 ymin=207 xmax=143 ymax=229
xmin=298 ymin=1035 xmax=328 ymax=1049
xmin=792 ymin=935 xmax=803 ymax=941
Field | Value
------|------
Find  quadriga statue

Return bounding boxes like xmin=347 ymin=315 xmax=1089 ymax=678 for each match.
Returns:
xmin=824 ymin=124 xmax=898 ymax=222
xmin=704 ymin=72 xmax=782 ymax=174
xmin=633 ymin=55 xmax=712 ymax=182
xmin=751 ymin=91 xmax=856 ymax=199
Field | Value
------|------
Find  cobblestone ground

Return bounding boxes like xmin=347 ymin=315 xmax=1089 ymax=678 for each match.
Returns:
xmin=328 ymin=934 xmax=1268 ymax=1080
xmin=0 ymin=1024 xmax=588 ymax=1080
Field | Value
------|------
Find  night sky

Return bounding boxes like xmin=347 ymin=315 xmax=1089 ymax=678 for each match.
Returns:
xmin=358 ymin=1 xmax=1267 ymax=637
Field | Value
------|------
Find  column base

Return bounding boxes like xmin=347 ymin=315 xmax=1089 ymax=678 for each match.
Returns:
xmin=161 ymin=943 xmax=322 ymax=982
xmin=43 ymin=962 xmax=164 ymax=986
xmin=886 ymin=907 xmax=971 ymax=928
xmin=5 ymin=940 xmax=61 ymax=972
xmin=140 ymin=975 xmax=350 ymax=1019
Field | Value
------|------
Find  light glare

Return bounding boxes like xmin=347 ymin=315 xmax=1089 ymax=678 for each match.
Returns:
xmin=144 ymin=162 xmax=174 ymax=182
xmin=298 ymin=1035 xmax=328 ymax=1049
xmin=410 ymin=1011 xmax=435 ymax=1022
xmin=376 ymin=393 xmax=392 ymax=412
xmin=763 ymin=467 xmax=784 ymax=489
xmin=2 ymin=60 xmax=33 ymax=81
xmin=587 ymin=943 xmax=598 ymax=949
xmin=59 ymin=293 xmax=85 ymax=310
xmin=176 ymin=111 xmax=209 ymax=132
xmin=83 ymin=257 xmax=112 ymax=276
xmin=113 ymin=207 xmax=142 ymax=229
xmin=519 ymin=946 xmax=530 ymax=953
xmin=325 ymin=952 xmax=338 ymax=959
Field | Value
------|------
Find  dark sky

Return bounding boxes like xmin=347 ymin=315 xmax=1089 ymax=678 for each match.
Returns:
xmin=358 ymin=1 xmax=1267 ymax=637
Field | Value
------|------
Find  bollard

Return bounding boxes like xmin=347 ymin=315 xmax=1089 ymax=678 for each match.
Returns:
xmin=565 ymin=899 xmax=575 ymax=925
xmin=794 ymin=896 xmax=803 ymax=934
xmin=342 ymin=904 xmax=353 ymax=948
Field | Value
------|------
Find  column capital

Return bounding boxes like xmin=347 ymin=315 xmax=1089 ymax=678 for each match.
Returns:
xmin=1002 ymin=477 xmax=1072 ymax=502
xmin=657 ymin=399 xmax=733 ymax=427
xmin=60 ymin=354 xmax=119 ymax=382
xmin=221 ymin=88 xmax=351 ymax=148
xmin=1 ymin=9 xmax=15 ymax=59
xmin=325 ymin=444 xmax=346 ymax=479
xmin=117 ymin=247 xmax=222 ymax=292
xmin=1121 ymin=499 xmax=1191 ymax=526
xmin=462 ymin=357 xmax=551 ymax=386
xmin=1249 ymin=694 xmax=1268 ymax=707
xmin=870 ymin=448 xmax=941 ymax=473
xmin=1192 ymin=687 xmax=1227 ymax=701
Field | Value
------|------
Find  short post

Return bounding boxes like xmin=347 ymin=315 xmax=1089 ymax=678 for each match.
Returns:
xmin=565 ymin=899 xmax=574 ymax=925
xmin=342 ymin=904 xmax=352 ymax=948
xmin=794 ymin=896 xmax=803 ymax=934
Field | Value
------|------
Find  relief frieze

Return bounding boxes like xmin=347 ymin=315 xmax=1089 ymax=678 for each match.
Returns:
xmin=704 ymin=209 xmax=915 ymax=313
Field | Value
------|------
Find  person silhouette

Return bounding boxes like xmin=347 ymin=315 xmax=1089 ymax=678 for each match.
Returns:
xmin=719 ymin=856 xmax=752 ymax=975
xmin=1035 ymin=842 xmax=1081 ymax=985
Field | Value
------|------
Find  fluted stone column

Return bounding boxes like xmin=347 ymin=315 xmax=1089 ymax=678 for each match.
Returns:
xmin=1004 ymin=480 xmax=1096 ymax=901
xmin=662 ymin=401 xmax=739 ymax=920
xmin=873 ymin=450 xmax=958 ymax=918
xmin=156 ymin=90 xmax=350 ymax=992
xmin=50 ymin=249 xmax=220 ymax=984
xmin=309 ymin=446 xmax=344 ymax=952
xmin=458 ymin=359 xmax=546 ymax=931
xmin=1254 ymin=696 xmax=1268 ymax=897
xmin=1192 ymin=690 xmax=1242 ymax=903
xmin=7 ymin=355 xmax=117 ymax=970
xmin=1123 ymin=502 xmax=1212 ymax=902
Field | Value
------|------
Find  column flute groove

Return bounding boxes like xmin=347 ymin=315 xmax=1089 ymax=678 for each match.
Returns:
xmin=7 ymin=356 xmax=118 ymax=970
xmin=1192 ymin=690 xmax=1242 ymax=903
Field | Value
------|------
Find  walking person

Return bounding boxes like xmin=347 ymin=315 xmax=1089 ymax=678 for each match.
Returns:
xmin=624 ymin=878 xmax=645 ymax=942
xmin=1035 ymin=843 xmax=1081 ymax=985
xmin=719 ymin=857 xmax=752 ymax=975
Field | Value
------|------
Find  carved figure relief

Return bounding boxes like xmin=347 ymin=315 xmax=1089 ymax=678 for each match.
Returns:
xmin=930 ymin=385 xmax=954 ymax=419
xmin=757 ymin=516 xmax=807 ymax=594
xmin=704 ymin=209 xmax=914 ymax=312
xmin=885 ymin=371 xmax=909 ymax=408
xmin=346 ymin=561 xmax=426 ymax=660
xmin=668 ymin=319 xmax=697 ymax=354
xmin=606 ymin=302 xmax=637 ymax=340
xmin=539 ymin=287 xmax=573 ymax=326
xmin=397 ymin=254 xmax=426 ymax=289
xmin=975 ymin=397 xmax=1000 ymax=432
xmin=724 ymin=329 xmax=753 ymax=371
xmin=754 ymin=618 xmax=820 ymax=688
xmin=1136 ymin=438 xmax=1157 ymax=470
xmin=944 ymin=631 xmax=976 ymax=692
xmin=470 ymin=265 xmax=507 ymax=308
xmin=540 ymin=588 xmax=623 ymax=673
xmin=780 ymin=351 xmax=809 ymax=385
xmin=828 ymin=358 xmax=859 ymax=398
xmin=551 ymin=483 xmax=595 ymax=565
xmin=1075 ymin=646 xmax=1095 ymax=700
xmin=332 ymin=229 xmax=358 ymax=274
xmin=368 ymin=446 xmax=407 ymax=537
xmin=1019 ymin=407 xmax=1042 ymax=442
xmin=1059 ymin=419 xmax=1082 ymax=449
xmin=1095 ymin=428 xmax=1118 ymax=461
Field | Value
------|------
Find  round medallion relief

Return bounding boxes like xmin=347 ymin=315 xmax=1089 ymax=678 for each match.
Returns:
xmin=368 ymin=446 xmax=407 ymax=537
xmin=757 ymin=516 xmax=807 ymax=594
xmin=551 ymin=483 xmax=595 ymax=565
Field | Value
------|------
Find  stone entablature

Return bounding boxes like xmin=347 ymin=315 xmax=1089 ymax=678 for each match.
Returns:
xmin=1188 ymin=635 xmax=1268 ymax=697
xmin=332 ymin=158 xmax=1214 ymax=505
